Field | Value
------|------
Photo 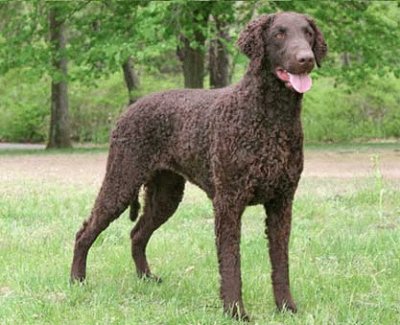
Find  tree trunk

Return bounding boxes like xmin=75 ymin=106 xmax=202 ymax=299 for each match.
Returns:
xmin=178 ymin=34 xmax=206 ymax=89
xmin=47 ymin=6 xmax=71 ymax=149
xmin=209 ymin=16 xmax=230 ymax=88
xmin=122 ymin=56 xmax=140 ymax=105
xmin=176 ymin=6 xmax=210 ymax=89
xmin=341 ymin=52 xmax=351 ymax=67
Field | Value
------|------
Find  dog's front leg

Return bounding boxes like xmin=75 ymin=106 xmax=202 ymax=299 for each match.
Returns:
xmin=264 ymin=196 xmax=297 ymax=313
xmin=213 ymin=194 xmax=249 ymax=321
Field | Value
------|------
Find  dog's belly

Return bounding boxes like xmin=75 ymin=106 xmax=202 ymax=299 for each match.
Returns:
xmin=166 ymin=155 xmax=215 ymax=199
xmin=249 ymin=173 xmax=301 ymax=205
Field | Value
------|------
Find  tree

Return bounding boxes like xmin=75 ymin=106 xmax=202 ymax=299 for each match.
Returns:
xmin=69 ymin=1 xmax=161 ymax=103
xmin=0 ymin=1 xmax=87 ymax=148
xmin=1 ymin=1 xmax=398 ymax=144
xmin=0 ymin=1 xmax=152 ymax=145
xmin=208 ymin=3 xmax=236 ymax=88
xmin=168 ymin=1 xmax=237 ymax=89
xmin=122 ymin=57 xmax=140 ymax=104
xmin=76 ymin=6 xmax=139 ymax=104
xmin=47 ymin=4 xmax=72 ymax=148
xmin=174 ymin=3 xmax=211 ymax=88
xmin=209 ymin=16 xmax=230 ymax=88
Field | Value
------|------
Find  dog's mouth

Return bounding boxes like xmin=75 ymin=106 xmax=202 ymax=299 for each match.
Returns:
xmin=275 ymin=68 xmax=312 ymax=93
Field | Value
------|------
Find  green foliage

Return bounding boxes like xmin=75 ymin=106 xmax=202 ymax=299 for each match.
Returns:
xmin=303 ymin=73 xmax=400 ymax=142
xmin=0 ymin=67 xmax=183 ymax=143
xmin=68 ymin=72 xmax=183 ymax=143
xmin=0 ymin=1 xmax=399 ymax=144
xmin=68 ymin=1 xmax=173 ymax=80
xmin=0 ymin=69 xmax=398 ymax=143
xmin=0 ymin=1 xmax=84 ymax=78
xmin=0 ymin=1 xmax=175 ymax=80
xmin=0 ymin=70 xmax=48 ymax=142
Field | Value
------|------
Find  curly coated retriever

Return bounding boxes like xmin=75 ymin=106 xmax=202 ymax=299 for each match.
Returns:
xmin=71 ymin=12 xmax=327 ymax=320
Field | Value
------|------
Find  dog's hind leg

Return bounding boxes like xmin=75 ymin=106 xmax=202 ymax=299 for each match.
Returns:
xmin=129 ymin=195 xmax=141 ymax=222
xmin=70 ymin=144 xmax=145 ymax=282
xmin=130 ymin=170 xmax=185 ymax=281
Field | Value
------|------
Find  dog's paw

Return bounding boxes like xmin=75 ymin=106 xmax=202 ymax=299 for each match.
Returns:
xmin=234 ymin=312 xmax=251 ymax=322
xmin=69 ymin=275 xmax=86 ymax=286
xmin=277 ymin=299 xmax=297 ymax=313
xmin=224 ymin=304 xmax=250 ymax=322
xmin=138 ymin=272 xmax=162 ymax=284
xmin=69 ymin=270 xmax=87 ymax=285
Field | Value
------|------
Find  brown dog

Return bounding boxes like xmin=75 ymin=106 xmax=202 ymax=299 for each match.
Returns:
xmin=71 ymin=12 xmax=327 ymax=320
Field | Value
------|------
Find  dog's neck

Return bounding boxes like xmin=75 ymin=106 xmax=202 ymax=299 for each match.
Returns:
xmin=238 ymin=65 xmax=303 ymax=121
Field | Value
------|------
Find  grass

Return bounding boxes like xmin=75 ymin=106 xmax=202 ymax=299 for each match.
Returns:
xmin=1 ymin=150 xmax=399 ymax=324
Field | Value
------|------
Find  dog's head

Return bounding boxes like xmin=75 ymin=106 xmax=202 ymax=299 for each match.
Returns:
xmin=237 ymin=12 xmax=327 ymax=93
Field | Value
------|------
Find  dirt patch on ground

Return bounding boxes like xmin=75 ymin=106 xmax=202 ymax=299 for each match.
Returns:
xmin=304 ymin=149 xmax=400 ymax=179
xmin=0 ymin=153 xmax=107 ymax=187
xmin=0 ymin=143 xmax=46 ymax=150
xmin=0 ymin=148 xmax=399 ymax=187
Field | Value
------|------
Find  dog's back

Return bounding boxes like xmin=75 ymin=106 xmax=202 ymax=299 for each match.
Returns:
xmin=112 ymin=87 xmax=230 ymax=193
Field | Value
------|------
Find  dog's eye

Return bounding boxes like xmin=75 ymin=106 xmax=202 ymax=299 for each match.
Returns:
xmin=275 ymin=32 xmax=285 ymax=40
xmin=305 ymin=30 xmax=313 ymax=38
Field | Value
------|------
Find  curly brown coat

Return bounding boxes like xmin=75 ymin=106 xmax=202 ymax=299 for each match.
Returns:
xmin=71 ymin=12 xmax=327 ymax=320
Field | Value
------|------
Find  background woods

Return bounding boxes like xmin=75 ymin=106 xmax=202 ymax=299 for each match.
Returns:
xmin=0 ymin=1 xmax=399 ymax=147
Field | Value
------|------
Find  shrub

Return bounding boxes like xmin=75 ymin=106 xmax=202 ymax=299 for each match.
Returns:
xmin=0 ymin=70 xmax=48 ymax=142
xmin=0 ymin=68 xmax=398 ymax=144
xmin=303 ymin=73 xmax=400 ymax=142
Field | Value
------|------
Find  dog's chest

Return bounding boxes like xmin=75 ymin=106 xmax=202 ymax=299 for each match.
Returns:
xmin=251 ymin=131 xmax=303 ymax=180
xmin=252 ymin=143 xmax=303 ymax=201
xmin=212 ymin=121 xmax=303 ymax=200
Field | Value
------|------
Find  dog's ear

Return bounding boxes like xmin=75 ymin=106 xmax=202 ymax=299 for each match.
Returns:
xmin=306 ymin=17 xmax=327 ymax=67
xmin=237 ymin=14 xmax=274 ymax=58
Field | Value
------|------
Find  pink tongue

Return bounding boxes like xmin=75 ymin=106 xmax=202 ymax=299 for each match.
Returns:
xmin=288 ymin=73 xmax=312 ymax=93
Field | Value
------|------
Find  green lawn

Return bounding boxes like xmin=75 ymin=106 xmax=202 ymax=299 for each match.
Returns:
xmin=0 ymin=149 xmax=399 ymax=324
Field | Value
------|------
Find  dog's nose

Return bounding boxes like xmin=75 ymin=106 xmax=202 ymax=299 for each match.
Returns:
xmin=296 ymin=51 xmax=315 ymax=67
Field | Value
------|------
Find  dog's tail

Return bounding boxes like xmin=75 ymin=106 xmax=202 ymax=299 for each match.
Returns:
xmin=129 ymin=195 xmax=140 ymax=222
